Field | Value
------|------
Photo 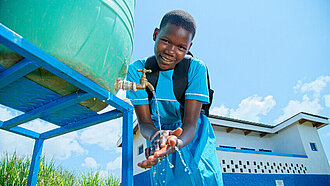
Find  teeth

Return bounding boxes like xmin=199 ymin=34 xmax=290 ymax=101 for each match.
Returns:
xmin=161 ymin=56 xmax=171 ymax=62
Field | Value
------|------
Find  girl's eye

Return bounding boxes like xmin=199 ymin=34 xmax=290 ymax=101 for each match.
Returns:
xmin=161 ymin=39 xmax=169 ymax=43
xmin=178 ymin=46 xmax=186 ymax=51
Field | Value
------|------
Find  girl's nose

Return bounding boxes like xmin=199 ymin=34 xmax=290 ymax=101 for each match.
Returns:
xmin=166 ymin=44 xmax=176 ymax=55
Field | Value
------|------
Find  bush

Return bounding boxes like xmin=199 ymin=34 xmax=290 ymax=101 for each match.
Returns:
xmin=0 ymin=152 xmax=120 ymax=186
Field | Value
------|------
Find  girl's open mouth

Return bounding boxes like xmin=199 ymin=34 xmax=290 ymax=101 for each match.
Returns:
xmin=160 ymin=54 xmax=175 ymax=64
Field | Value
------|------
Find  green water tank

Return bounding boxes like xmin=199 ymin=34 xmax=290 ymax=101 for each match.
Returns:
xmin=0 ymin=0 xmax=135 ymax=111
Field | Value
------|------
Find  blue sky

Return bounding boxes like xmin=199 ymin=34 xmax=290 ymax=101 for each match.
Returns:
xmin=1 ymin=0 xmax=329 ymax=179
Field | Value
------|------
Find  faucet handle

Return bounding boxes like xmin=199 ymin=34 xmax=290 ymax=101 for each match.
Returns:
xmin=137 ymin=68 xmax=152 ymax=77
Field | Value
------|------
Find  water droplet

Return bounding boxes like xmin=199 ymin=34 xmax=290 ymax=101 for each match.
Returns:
xmin=167 ymin=156 xmax=174 ymax=168
xmin=175 ymin=147 xmax=191 ymax=174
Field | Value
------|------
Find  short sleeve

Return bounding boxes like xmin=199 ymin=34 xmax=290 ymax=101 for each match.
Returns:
xmin=126 ymin=59 xmax=149 ymax=105
xmin=185 ymin=58 xmax=209 ymax=104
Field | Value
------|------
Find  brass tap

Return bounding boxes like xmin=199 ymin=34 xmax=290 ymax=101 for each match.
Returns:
xmin=114 ymin=68 xmax=154 ymax=92
xmin=136 ymin=69 xmax=154 ymax=91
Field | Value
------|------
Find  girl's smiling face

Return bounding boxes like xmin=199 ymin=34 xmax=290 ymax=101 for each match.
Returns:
xmin=153 ymin=23 xmax=193 ymax=70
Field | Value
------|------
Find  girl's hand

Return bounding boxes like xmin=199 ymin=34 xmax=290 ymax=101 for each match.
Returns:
xmin=138 ymin=128 xmax=183 ymax=169
xmin=137 ymin=154 xmax=159 ymax=169
xmin=145 ymin=130 xmax=166 ymax=159
xmin=153 ymin=128 xmax=183 ymax=159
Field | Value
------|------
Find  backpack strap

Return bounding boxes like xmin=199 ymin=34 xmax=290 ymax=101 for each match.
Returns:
xmin=173 ymin=56 xmax=191 ymax=106
xmin=201 ymin=69 xmax=214 ymax=116
xmin=145 ymin=56 xmax=159 ymax=108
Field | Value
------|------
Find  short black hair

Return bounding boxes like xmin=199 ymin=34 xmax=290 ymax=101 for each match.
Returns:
xmin=160 ymin=9 xmax=196 ymax=39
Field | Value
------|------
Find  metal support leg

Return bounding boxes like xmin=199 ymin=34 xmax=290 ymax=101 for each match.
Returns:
xmin=122 ymin=109 xmax=133 ymax=186
xmin=27 ymin=138 xmax=44 ymax=186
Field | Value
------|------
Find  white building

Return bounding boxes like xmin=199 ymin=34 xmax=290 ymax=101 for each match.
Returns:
xmin=118 ymin=112 xmax=330 ymax=185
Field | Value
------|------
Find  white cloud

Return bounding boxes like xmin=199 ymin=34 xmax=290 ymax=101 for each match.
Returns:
xmin=0 ymin=105 xmax=22 ymax=120
xmin=276 ymin=76 xmax=330 ymax=124
xmin=82 ymin=157 xmax=100 ymax=169
xmin=0 ymin=104 xmax=87 ymax=160
xmin=0 ymin=131 xmax=34 ymax=155
xmin=44 ymin=132 xmax=87 ymax=160
xmin=294 ymin=76 xmax=330 ymax=99
xmin=229 ymin=95 xmax=276 ymax=122
xmin=106 ymin=156 xmax=122 ymax=170
xmin=274 ymin=95 xmax=323 ymax=124
xmin=324 ymin=94 xmax=330 ymax=108
xmin=20 ymin=119 xmax=59 ymax=133
xmin=210 ymin=105 xmax=229 ymax=117
xmin=79 ymin=118 xmax=122 ymax=151
xmin=0 ymin=129 xmax=86 ymax=161
xmin=0 ymin=106 xmax=33 ymax=155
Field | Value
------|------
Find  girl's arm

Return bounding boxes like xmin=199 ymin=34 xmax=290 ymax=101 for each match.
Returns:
xmin=177 ymin=99 xmax=202 ymax=148
xmin=134 ymin=104 xmax=158 ymax=141
xmin=153 ymin=99 xmax=202 ymax=158
xmin=135 ymin=104 xmax=170 ymax=169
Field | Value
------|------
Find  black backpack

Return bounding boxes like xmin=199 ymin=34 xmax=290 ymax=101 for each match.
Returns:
xmin=144 ymin=55 xmax=214 ymax=117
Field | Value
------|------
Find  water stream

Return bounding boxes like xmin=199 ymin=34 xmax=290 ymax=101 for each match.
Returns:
xmin=152 ymin=91 xmax=162 ymax=134
xmin=151 ymin=91 xmax=191 ymax=182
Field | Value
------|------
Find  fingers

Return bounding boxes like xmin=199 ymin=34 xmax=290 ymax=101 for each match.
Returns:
xmin=170 ymin=127 xmax=183 ymax=137
xmin=138 ymin=156 xmax=159 ymax=169
xmin=144 ymin=128 xmax=182 ymax=164
xmin=153 ymin=146 xmax=167 ymax=158
xmin=167 ymin=136 xmax=177 ymax=147
xmin=160 ymin=133 xmax=167 ymax=149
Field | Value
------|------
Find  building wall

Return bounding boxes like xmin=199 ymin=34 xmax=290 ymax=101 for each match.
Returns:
xmin=297 ymin=121 xmax=330 ymax=174
xmin=217 ymin=149 xmax=308 ymax=174
xmin=213 ymin=125 xmax=273 ymax=151
xmin=133 ymin=130 xmax=148 ymax=175
xmin=271 ymin=123 xmax=306 ymax=155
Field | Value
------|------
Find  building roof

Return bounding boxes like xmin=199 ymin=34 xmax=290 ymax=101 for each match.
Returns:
xmin=208 ymin=114 xmax=273 ymax=128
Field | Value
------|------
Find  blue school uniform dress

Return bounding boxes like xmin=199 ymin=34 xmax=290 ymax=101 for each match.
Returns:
xmin=127 ymin=57 xmax=223 ymax=186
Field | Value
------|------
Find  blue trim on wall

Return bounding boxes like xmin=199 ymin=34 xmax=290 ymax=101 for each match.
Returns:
xmin=222 ymin=173 xmax=330 ymax=186
xmin=216 ymin=147 xmax=308 ymax=158
xmin=133 ymin=171 xmax=330 ymax=186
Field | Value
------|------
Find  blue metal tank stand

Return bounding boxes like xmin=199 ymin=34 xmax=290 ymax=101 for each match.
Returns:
xmin=0 ymin=23 xmax=133 ymax=186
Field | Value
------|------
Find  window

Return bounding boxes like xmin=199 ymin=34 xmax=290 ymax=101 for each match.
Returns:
xmin=219 ymin=145 xmax=236 ymax=149
xmin=138 ymin=144 xmax=144 ymax=155
xmin=241 ymin=147 xmax=255 ymax=151
xmin=259 ymin=149 xmax=272 ymax=152
xmin=310 ymin=143 xmax=318 ymax=151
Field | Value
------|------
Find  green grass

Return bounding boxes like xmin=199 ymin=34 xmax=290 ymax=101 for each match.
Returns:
xmin=0 ymin=152 xmax=120 ymax=186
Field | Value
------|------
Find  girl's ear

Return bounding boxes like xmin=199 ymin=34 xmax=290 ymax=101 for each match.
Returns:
xmin=187 ymin=42 xmax=193 ymax=52
xmin=153 ymin=28 xmax=159 ymax=41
